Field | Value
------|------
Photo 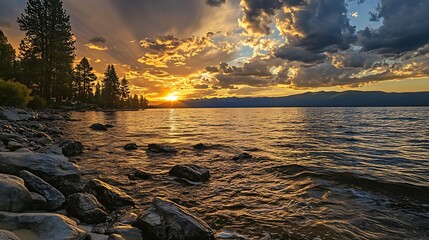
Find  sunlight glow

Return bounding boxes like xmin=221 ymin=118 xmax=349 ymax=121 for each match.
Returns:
xmin=165 ymin=92 xmax=179 ymax=101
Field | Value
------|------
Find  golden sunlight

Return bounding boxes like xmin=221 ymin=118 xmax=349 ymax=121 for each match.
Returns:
xmin=165 ymin=92 xmax=179 ymax=101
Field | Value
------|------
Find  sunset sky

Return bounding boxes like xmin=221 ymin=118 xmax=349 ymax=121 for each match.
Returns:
xmin=1 ymin=0 xmax=429 ymax=102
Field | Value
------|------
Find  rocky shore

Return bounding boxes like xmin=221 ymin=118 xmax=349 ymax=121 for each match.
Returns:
xmin=0 ymin=107 xmax=215 ymax=240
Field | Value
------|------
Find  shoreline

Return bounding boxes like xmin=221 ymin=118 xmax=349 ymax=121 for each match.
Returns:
xmin=0 ymin=106 xmax=216 ymax=240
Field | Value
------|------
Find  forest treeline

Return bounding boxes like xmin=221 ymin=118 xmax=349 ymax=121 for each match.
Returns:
xmin=0 ymin=0 xmax=148 ymax=109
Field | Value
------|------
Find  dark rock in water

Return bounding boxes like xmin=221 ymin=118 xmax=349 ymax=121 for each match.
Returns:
xmin=19 ymin=170 xmax=65 ymax=211
xmin=108 ymin=234 xmax=126 ymax=240
xmin=147 ymin=144 xmax=177 ymax=154
xmin=59 ymin=140 xmax=84 ymax=156
xmin=124 ymin=143 xmax=138 ymax=151
xmin=0 ymin=152 xmax=82 ymax=195
xmin=106 ymin=225 xmax=142 ymax=240
xmin=133 ymin=197 xmax=215 ymax=240
xmin=66 ymin=193 xmax=108 ymax=224
xmin=105 ymin=124 xmax=115 ymax=128
xmin=0 ymin=212 xmax=89 ymax=240
xmin=193 ymin=143 xmax=208 ymax=150
xmin=169 ymin=164 xmax=210 ymax=182
xmin=84 ymin=179 xmax=135 ymax=210
xmin=232 ymin=152 xmax=252 ymax=160
xmin=90 ymin=123 xmax=108 ymax=131
xmin=0 ymin=173 xmax=33 ymax=212
xmin=128 ymin=169 xmax=151 ymax=180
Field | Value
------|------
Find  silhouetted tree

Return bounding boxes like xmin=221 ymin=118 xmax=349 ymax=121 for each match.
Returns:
xmin=0 ymin=30 xmax=15 ymax=80
xmin=74 ymin=57 xmax=96 ymax=102
xmin=101 ymin=65 xmax=120 ymax=107
xmin=18 ymin=0 xmax=75 ymax=101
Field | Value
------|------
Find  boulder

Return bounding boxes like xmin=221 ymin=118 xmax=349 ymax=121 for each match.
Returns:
xmin=0 ymin=230 xmax=20 ymax=240
xmin=0 ymin=212 xmax=89 ymax=240
xmin=29 ymin=192 xmax=48 ymax=210
xmin=106 ymin=225 xmax=142 ymax=240
xmin=133 ymin=197 xmax=215 ymax=240
xmin=0 ymin=174 xmax=33 ymax=212
xmin=0 ymin=152 xmax=82 ymax=195
xmin=84 ymin=179 xmax=135 ymax=210
xmin=90 ymin=124 xmax=108 ymax=131
xmin=128 ymin=170 xmax=151 ymax=180
xmin=193 ymin=143 xmax=208 ymax=150
xmin=0 ymin=109 xmax=33 ymax=121
xmin=19 ymin=170 xmax=65 ymax=211
xmin=59 ymin=140 xmax=84 ymax=156
xmin=108 ymin=234 xmax=126 ymax=240
xmin=36 ymin=136 xmax=53 ymax=146
xmin=7 ymin=141 xmax=23 ymax=151
xmin=66 ymin=193 xmax=108 ymax=224
xmin=169 ymin=164 xmax=210 ymax=182
xmin=147 ymin=144 xmax=177 ymax=154
xmin=124 ymin=143 xmax=137 ymax=151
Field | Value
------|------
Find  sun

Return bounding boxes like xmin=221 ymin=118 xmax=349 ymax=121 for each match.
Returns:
xmin=165 ymin=92 xmax=179 ymax=101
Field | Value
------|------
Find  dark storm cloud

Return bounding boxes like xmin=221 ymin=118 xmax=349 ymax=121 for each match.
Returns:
xmin=206 ymin=0 xmax=226 ymax=7
xmin=88 ymin=36 xmax=106 ymax=44
xmin=205 ymin=66 xmax=219 ymax=72
xmin=358 ymin=0 xmax=429 ymax=54
xmin=275 ymin=46 xmax=326 ymax=63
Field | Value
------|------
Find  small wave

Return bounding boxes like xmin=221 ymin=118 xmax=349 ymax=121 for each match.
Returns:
xmin=270 ymin=164 xmax=429 ymax=202
xmin=378 ymin=117 xmax=421 ymax=121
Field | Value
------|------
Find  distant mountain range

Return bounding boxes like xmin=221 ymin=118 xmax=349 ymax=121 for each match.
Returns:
xmin=156 ymin=91 xmax=429 ymax=108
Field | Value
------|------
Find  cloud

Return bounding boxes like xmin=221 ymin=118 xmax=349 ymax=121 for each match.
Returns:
xmin=85 ymin=43 xmax=108 ymax=51
xmin=88 ymin=36 xmax=106 ymax=44
xmin=206 ymin=0 xmax=226 ymax=7
xmin=358 ymin=0 xmax=429 ymax=54
xmin=0 ymin=21 xmax=11 ymax=29
xmin=275 ymin=46 xmax=326 ymax=63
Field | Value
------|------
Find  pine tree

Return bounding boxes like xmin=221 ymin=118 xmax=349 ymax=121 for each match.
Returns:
xmin=18 ymin=0 xmax=75 ymax=101
xmin=16 ymin=36 xmax=42 ymax=91
xmin=94 ymin=82 xmax=101 ymax=105
xmin=139 ymin=95 xmax=149 ymax=108
xmin=74 ymin=57 xmax=96 ymax=102
xmin=101 ymin=65 xmax=120 ymax=107
xmin=0 ymin=30 xmax=15 ymax=80
xmin=119 ymin=77 xmax=130 ymax=106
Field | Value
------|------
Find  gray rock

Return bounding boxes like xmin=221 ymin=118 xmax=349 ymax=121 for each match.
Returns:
xmin=115 ymin=212 xmax=138 ymax=225
xmin=14 ymin=148 xmax=32 ymax=153
xmin=90 ymin=124 xmax=108 ymax=131
xmin=66 ymin=193 xmax=108 ymax=224
xmin=36 ymin=136 xmax=52 ymax=146
xmin=19 ymin=170 xmax=65 ymax=211
xmin=133 ymin=197 xmax=215 ymax=240
xmin=124 ymin=143 xmax=137 ymax=151
xmin=147 ymin=144 xmax=177 ymax=154
xmin=84 ymin=179 xmax=135 ymax=210
xmin=7 ymin=141 xmax=23 ymax=151
xmin=0 ymin=230 xmax=20 ymax=240
xmin=0 ymin=173 xmax=32 ymax=212
xmin=0 ymin=152 xmax=82 ymax=195
xmin=37 ymin=145 xmax=63 ymax=155
xmin=0 ymin=109 xmax=33 ymax=121
xmin=108 ymin=234 xmax=126 ymax=240
xmin=29 ymin=192 xmax=48 ymax=210
xmin=106 ymin=225 xmax=142 ymax=240
xmin=90 ymin=233 xmax=109 ymax=240
xmin=59 ymin=140 xmax=84 ymax=156
xmin=0 ymin=211 xmax=89 ymax=240
xmin=169 ymin=164 xmax=210 ymax=182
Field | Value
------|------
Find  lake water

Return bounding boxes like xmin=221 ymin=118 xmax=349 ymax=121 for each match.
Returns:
xmin=65 ymin=107 xmax=429 ymax=239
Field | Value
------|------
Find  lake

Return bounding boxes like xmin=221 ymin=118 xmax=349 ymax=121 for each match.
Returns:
xmin=65 ymin=107 xmax=429 ymax=239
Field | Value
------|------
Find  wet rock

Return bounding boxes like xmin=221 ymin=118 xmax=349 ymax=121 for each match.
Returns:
xmin=37 ymin=136 xmax=53 ymax=145
xmin=14 ymin=148 xmax=32 ymax=153
xmin=90 ymin=233 xmax=109 ymax=240
xmin=133 ymin=197 xmax=215 ymax=240
xmin=147 ymin=144 xmax=177 ymax=154
xmin=59 ymin=140 xmax=84 ymax=156
xmin=19 ymin=170 xmax=65 ymax=211
xmin=7 ymin=141 xmax=23 ymax=151
xmin=0 ymin=173 xmax=32 ymax=212
xmin=193 ymin=143 xmax=208 ymax=150
xmin=124 ymin=143 xmax=137 ymax=151
xmin=108 ymin=234 xmax=126 ymax=240
xmin=66 ymin=193 xmax=108 ymax=224
xmin=37 ymin=144 xmax=63 ymax=155
xmin=0 ymin=212 xmax=89 ymax=240
xmin=0 ymin=230 xmax=20 ymax=240
xmin=232 ymin=152 xmax=252 ymax=160
xmin=106 ymin=225 xmax=142 ymax=240
xmin=115 ymin=212 xmax=138 ymax=225
xmin=0 ymin=152 xmax=82 ymax=195
xmin=128 ymin=169 xmax=151 ymax=180
xmin=90 ymin=123 xmax=108 ymax=131
xmin=169 ymin=164 xmax=210 ymax=182
xmin=84 ymin=179 xmax=135 ymax=210
xmin=105 ymin=124 xmax=115 ymax=128
xmin=47 ymin=126 xmax=63 ymax=135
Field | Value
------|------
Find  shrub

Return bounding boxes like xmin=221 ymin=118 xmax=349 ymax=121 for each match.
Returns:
xmin=27 ymin=95 xmax=47 ymax=109
xmin=0 ymin=79 xmax=32 ymax=107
